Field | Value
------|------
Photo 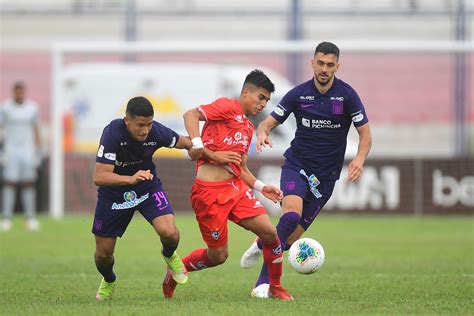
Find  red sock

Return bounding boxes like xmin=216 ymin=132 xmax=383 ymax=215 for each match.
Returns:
xmin=182 ymin=248 xmax=215 ymax=272
xmin=262 ymin=238 xmax=283 ymax=286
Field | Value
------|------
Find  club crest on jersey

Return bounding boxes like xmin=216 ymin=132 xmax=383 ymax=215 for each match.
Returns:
xmin=211 ymin=230 xmax=220 ymax=240
xmin=332 ymin=101 xmax=343 ymax=114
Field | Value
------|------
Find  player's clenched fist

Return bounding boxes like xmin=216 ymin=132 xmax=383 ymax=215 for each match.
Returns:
xmin=130 ymin=169 xmax=153 ymax=184
xmin=187 ymin=147 xmax=203 ymax=161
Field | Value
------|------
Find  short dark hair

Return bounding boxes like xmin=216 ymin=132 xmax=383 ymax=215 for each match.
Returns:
xmin=126 ymin=96 xmax=154 ymax=117
xmin=13 ymin=81 xmax=25 ymax=90
xmin=315 ymin=42 xmax=340 ymax=59
xmin=243 ymin=69 xmax=275 ymax=93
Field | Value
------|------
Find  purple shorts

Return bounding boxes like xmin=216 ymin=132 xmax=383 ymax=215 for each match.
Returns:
xmin=280 ymin=165 xmax=336 ymax=230
xmin=92 ymin=183 xmax=174 ymax=238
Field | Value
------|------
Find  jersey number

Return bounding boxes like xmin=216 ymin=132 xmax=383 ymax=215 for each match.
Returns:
xmin=152 ymin=191 xmax=169 ymax=210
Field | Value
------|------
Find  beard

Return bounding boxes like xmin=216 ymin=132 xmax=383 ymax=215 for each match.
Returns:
xmin=316 ymin=76 xmax=330 ymax=86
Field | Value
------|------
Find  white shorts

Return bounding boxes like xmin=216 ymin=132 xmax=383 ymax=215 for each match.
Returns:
xmin=2 ymin=151 xmax=38 ymax=182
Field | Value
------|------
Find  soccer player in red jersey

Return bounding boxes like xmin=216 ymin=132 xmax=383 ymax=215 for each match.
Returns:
xmin=162 ymin=69 xmax=293 ymax=301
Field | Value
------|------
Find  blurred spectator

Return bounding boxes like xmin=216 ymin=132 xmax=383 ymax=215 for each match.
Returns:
xmin=0 ymin=82 xmax=42 ymax=231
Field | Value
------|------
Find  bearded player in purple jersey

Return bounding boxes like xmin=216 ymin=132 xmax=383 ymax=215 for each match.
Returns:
xmin=92 ymin=96 xmax=192 ymax=300
xmin=240 ymin=42 xmax=372 ymax=298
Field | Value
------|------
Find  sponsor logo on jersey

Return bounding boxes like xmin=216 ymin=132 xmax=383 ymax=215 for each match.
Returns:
xmin=302 ymin=118 xmax=310 ymax=127
xmin=352 ymin=113 xmax=364 ymax=123
xmin=104 ymin=152 xmax=116 ymax=160
xmin=115 ymin=159 xmax=143 ymax=167
xmin=330 ymin=96 xmax=344 ymax=101
xmin=301 ymin=118 xmax=341 ymax=129
xmin=300 ymin=96 xmax=315 ymax=100
xmin=97 ymin=145 xmax=104 ymax=157
xmin=274 ymin=104 xmax=286 ymax=116
xmin=111 ymin=191 xmax=149 ymax=210
xmin=223 ymin=132 xmax=249 ymax=147
xmin=143 ymin=141 xmax=157 ymax=146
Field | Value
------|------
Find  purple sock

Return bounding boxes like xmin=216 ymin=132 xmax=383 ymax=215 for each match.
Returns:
xmin=255 ymin=211 xmax=301 ymax=286
xmin=256 ymin=211 xmax=301 ymax=250
xmin=96 ymin=258 xmax=116 ymax=283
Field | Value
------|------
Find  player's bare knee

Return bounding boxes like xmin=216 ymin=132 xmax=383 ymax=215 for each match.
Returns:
xmin=159 ymin=227 xmax=180 ymax=244
xmin=258 ymin=226 xmax=278 ymax=244
xmin=208 ymin=249 xmax=228 ymax=265
xmin=94 ymin=249 xmax=113 ymax=262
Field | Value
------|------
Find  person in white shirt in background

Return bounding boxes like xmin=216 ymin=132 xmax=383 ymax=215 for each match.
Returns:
xmin=0 ymin=82 xmax=42 ymax=231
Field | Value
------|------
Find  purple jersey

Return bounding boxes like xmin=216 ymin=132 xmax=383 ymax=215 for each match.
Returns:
xmin=271 ymin=77 xmax=369 ymax=180
xmin=95 ymin=119 xmax=179 ymax=197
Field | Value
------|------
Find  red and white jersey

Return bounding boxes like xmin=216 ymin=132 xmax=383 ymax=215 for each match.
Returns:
xmin=196 ymin=97 xmax=253 ymax=177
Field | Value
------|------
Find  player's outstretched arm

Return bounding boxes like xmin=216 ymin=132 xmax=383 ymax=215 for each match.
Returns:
xmin=348 ymin=123 xmax=372 ymax=182
xmin=174 ymin=135 xmax=203 ymax=161
xmin=174 ymin=135 xmax=192 ymax=150
xmin=255 ymin=116 xmax=280 ymax=153
xmin=93 ymin=162 xmax=153 ymax=186
xmin=240 ymin=154 xmax=283 ymax=203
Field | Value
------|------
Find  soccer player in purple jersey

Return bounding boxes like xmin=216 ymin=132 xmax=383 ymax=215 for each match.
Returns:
xmin=92 ymin=96 xmax=192 ymax=300
xmin=240 ymin=42 xmax=372 ymax=297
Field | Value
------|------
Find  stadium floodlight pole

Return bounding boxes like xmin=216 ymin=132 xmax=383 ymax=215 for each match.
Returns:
xmin=50 ymin=40 xmax=473 ymax=218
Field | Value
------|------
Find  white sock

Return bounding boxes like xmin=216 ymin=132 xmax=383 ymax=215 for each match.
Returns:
xmin=21 ymin=187 xmax=36 ymax=219
xmin=2 ymin=186 xmax=16 ymax=220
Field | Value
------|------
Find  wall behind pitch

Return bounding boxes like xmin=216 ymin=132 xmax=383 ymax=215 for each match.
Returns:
xmin=41 ymin=156 xmax=474 ymax=215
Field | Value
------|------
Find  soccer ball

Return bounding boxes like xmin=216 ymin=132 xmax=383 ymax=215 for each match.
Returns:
xmin=288 ymin=238 xmax=325 ymax=274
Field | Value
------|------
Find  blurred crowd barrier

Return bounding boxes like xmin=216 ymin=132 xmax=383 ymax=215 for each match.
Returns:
xmin=13 ymin=156 xmax=469 ymax=215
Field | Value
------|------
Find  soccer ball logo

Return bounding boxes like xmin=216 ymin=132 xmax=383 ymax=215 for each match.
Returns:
xmin=288 ymin=238 xmax=325 ymax=274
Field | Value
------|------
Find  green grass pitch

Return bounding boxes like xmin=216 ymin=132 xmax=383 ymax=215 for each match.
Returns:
xmin=1 ymin=214 xmax=473 ymax=315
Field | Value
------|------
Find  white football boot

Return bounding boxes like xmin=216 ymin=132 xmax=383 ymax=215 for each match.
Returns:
xmin=26 ymin=218 xmax=40 ymax=231
xmin=240 ymin=238 xmax=262 ymax=269
xmin=1 ymin=219 xmax=12 ymax=231
xmin=250 ymin=283 xmax=270 ymax=299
